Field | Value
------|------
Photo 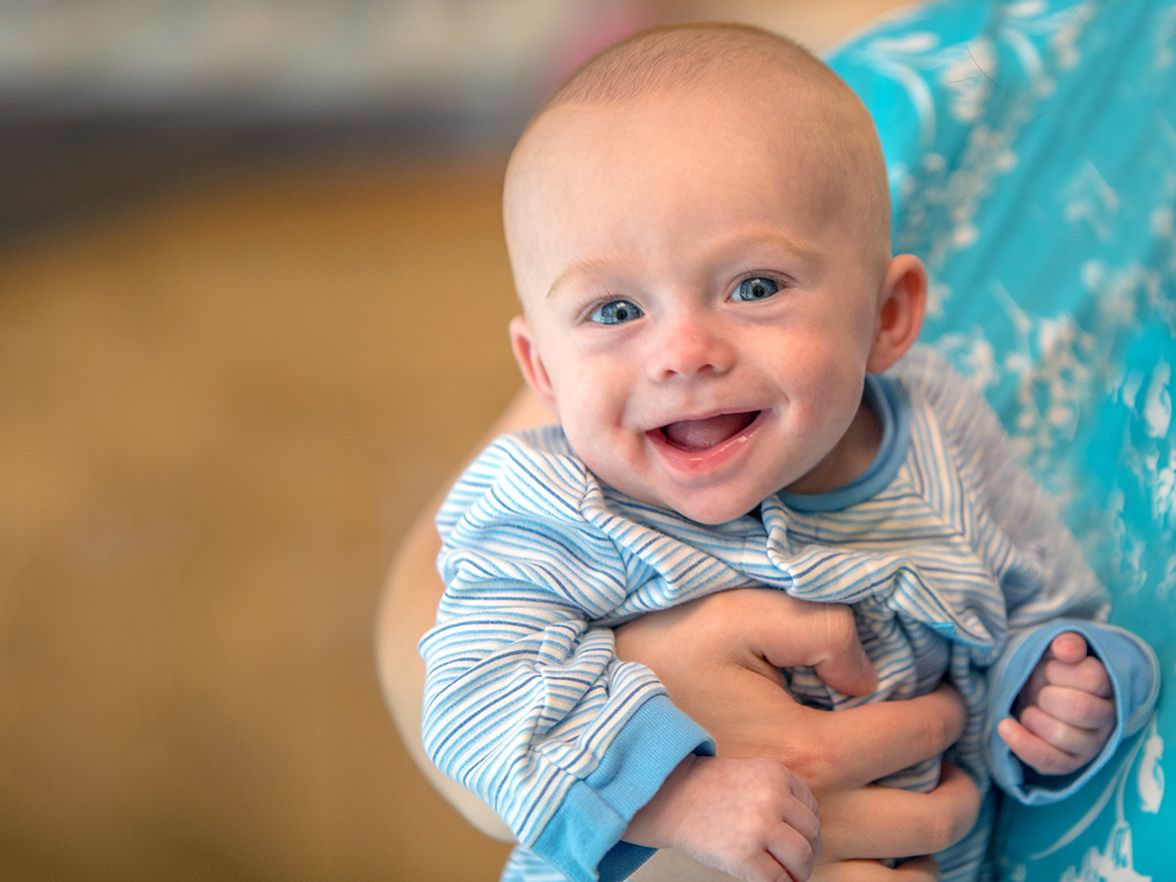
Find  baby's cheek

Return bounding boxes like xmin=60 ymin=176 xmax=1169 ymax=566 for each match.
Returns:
xmin=563 ymin=418 xmax=624 ymax=478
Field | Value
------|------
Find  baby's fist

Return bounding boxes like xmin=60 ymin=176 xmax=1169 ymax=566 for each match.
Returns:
xmin=628 ymin=754 xmax=819 ymax=882
xmin=998 ymin=632 xmax=1115 ymax=775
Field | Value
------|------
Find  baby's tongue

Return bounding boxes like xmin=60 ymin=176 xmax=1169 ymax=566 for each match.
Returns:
xmin=662 ymin=412 xmax=755 ymax=450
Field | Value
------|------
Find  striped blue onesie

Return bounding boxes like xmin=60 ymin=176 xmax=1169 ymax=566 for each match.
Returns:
xmin=421 ymin=348 xmax=1159 ymax=882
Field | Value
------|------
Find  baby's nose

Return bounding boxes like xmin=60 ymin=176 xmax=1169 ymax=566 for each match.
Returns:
xmin=648 ymin=319 xmax=734 ymax=381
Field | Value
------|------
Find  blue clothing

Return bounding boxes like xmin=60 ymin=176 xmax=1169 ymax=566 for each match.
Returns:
xmin=422 ymin=349 xmax=1159 ymax=882
xmin=826 ymin=2 xmax=1175 ymax=877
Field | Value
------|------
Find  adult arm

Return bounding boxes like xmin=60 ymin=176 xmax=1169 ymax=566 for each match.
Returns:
xmin=377 ymin=387 xmax=545 ymax=843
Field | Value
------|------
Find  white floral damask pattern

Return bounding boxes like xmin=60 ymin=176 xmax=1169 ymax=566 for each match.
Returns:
xmin=1046 ymin=720 xmax=1164 ymax=882
xmin=999 ymin=721 xmax=1164 ymax=882
xmin=829 ymin=1 xmax=1174 ymax=878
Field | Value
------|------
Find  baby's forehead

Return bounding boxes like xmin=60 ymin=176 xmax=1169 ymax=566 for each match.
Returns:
xmin=511 ymin=74 xmax=865 ymax=198
xmin=503 ymin=31 xmax=892 ymax=275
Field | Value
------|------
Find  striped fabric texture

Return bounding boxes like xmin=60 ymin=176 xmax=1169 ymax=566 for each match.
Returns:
xmin=422 ymin=348 xmax=1156 ymax=882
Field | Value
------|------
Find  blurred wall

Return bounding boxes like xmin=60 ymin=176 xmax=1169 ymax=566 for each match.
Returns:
xmin=0 ymin=0 xmax=865 ymax=242
xmin=0 ymin=0 xmax=577 ymax=243
xmin=0 ymin=156 xmax=535 ymax=881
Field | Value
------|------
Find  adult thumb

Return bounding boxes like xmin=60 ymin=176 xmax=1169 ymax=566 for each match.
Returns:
xmin=754 ymin=599 xmax=876 ymax=697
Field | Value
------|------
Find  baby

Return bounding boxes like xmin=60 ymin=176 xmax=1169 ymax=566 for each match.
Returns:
xmin=420 ymin=23 xmax=1158 ymax=882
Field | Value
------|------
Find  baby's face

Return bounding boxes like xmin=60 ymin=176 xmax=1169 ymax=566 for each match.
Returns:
xmin=507 ymin=83 xmax=891 ymax=524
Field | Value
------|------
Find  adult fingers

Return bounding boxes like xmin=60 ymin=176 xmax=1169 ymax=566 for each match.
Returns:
xmin=891 ymin=858 xmax=940 ymax=881
xmin=821 ymin=764 xmax=979 ymax=861
xmin=742 ymin=596 xmax=877 ymax=697
xmin=793 ymin=684 xmax=966 ymax=790
xmin=813 ymin=856 xmax=939 ymax=882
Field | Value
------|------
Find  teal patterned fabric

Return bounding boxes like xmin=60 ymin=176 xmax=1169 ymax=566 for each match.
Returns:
xmin=828 ymin=1 xmax=1173 ymax=879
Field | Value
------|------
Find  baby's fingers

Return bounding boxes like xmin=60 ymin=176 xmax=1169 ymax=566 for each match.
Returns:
xmin=743 ymin=850 xmax=801 ymax=882
xmin=765 ymin=820 xmax=818 ymax=882
xmin=1046 ymin=632 xmax=1090 ymax=664
xmin=1037 ymin=684 xmax=1115 ymax=731
xmin=1020 ymin=704 xmax=1109 ymax=762
xmin=997 ymin=717 xmax=1085 ymax=774
xmin=999 ymin=700 xmax=1110 ymax=775
xmin=1042 ymin=655 xmax=1112 ymax=698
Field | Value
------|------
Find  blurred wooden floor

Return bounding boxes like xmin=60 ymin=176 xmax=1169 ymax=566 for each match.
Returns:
xmin=0 ymin=156 xmax=520 ymax=881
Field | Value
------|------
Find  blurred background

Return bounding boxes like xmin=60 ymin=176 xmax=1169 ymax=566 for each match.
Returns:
xmin=0 ymin=2 xmax=891 ymax=880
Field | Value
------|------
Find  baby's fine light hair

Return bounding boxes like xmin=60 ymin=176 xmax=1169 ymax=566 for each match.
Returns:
xmin=545 ymin=22 xmax=846 ymax=110
xmin=528 ymin=22 xmax=893 ymax=255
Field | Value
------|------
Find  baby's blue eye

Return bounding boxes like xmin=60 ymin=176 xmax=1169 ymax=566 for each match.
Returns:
xmin=589 ymin=299 xmax=644 ymax=324
xmin=732 ymin=277 xmax=781 ymax=302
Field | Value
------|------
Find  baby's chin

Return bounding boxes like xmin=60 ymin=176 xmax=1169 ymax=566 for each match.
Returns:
xmin=610 ymin=479 xmax=762 ymax=525
xmin=671 ymin=497 xmax=762 ymax=526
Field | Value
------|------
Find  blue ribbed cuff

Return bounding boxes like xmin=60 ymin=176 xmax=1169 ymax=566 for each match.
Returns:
xmin=985 ymin=619 xmax=1160 ymax=805
xmin=530 ymin=695 xmax=714 ymax=882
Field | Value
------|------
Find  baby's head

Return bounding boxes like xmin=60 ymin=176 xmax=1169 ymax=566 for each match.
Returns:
xmin=504 ymin=23 xmax=927 ymax=524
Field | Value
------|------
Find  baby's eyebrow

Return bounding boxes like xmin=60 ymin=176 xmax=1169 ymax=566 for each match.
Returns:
xmin=724 ymin=231 xmax=822 ymax=264
xmin=546 ymin=256 xmax=615 ymax=300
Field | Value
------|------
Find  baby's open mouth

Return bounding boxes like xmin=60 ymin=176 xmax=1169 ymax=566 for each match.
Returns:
xmin=658 ymin=411 xmax=761 ymax=451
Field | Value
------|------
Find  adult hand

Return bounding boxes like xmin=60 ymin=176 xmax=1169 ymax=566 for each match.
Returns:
xmin=639 ymin=852 xmax=942 ymax=882
xmin=813 ymin=857 xmax=940 ymax=881
xmin=615 ymin=589 xmax=980 ymax=879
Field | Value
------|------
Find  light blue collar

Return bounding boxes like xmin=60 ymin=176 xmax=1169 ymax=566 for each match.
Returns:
xmin=776 ymin=373 xmax=911 ymax=513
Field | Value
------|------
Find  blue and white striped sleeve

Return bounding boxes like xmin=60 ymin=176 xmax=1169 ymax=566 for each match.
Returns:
xmin=900 ymin=349 xmax=1159 ymax=802
xmin=421 ymin=431 xmax=713 ymax=882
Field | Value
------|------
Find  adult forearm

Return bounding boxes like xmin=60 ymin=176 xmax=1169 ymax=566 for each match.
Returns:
xmin=376 ymin=499 xmax=514 ymax=841
xmin=376 ymin=387 xmax=552 ymax=841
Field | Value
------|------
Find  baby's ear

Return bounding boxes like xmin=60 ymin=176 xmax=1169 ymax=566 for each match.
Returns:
xmin=509 ymin=315 xmax=557 ymax=410
xmin=867 ymin=254 xmax=927 ymax=373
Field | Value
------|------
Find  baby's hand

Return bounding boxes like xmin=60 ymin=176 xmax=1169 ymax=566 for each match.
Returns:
xmin=626 ymin=754 xmax=819 ymax=882
xmin=997 ymin=632 xmax=1115 ymax=775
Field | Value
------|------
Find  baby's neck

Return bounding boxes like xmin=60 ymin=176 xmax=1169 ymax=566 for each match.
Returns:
xmin=784 ymin=396 xmax=882 ymax=496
